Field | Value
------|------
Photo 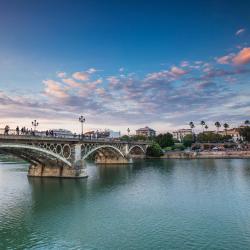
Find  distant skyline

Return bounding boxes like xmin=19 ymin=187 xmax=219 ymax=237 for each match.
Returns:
xmin=0 ymin=0 xmax=250 ymax=134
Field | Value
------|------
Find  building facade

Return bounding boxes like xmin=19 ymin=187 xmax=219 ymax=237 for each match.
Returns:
xmin=136 ymin=127 xmax=156 ymax=137
xmin=172 ymin=129 xmax=192 ymax=142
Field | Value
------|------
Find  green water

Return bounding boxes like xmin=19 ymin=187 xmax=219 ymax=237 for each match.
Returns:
xmin=1 ymin=159 xmax=250 ymax=249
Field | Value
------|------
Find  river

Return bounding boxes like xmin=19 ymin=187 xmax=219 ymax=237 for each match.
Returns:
xmin=1 ymin=158 xmax=250 ymax=249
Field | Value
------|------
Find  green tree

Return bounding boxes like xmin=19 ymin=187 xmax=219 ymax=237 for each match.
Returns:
xmin=239 ymin=126 xmax=250 ymax=142
xmin=120 ymin=135 xmax=130 ymax=141
xmin=155 ymin=133 xmax=174 ymax=148
xmin=146 ymin=142 xmax=164 ymax=157
xmin=196 ymin=131 xmax=231 ymax=143
xmin=183 ymin=134 xmax=194 ymax=147
xmin=245 ymin=120 xmax=250 ymax=126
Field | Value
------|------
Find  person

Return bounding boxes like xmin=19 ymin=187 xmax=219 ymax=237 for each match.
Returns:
xmin=4 ymin=125 xmax=9 ymax=135
xmin=16 ymin=126 xmax=20 ymax=135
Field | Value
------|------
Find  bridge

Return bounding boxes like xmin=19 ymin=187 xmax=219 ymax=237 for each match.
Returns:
xmin=0 ymin=134 xmax=150 ymax=178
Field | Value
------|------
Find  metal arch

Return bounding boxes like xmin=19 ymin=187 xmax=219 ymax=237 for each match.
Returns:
xmin=82 ymin=145 xmax=125 ymax=160
xmin=128 ymin=145 xmax=146 ymax=154
xmin=0 ymin=143 xmax=72 ymax=167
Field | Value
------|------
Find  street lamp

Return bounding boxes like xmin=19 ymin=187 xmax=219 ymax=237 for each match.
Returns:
xmin=79 ymin=115 xmax=85 ymax=139
xmin=127 ymin=128 xmax=130 ymax=136
xmin=32 ymin=120 xmax=39 ymax=131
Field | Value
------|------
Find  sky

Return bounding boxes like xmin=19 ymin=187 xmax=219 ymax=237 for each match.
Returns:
xmin=0 ymin=0 xmax=250 ymax=134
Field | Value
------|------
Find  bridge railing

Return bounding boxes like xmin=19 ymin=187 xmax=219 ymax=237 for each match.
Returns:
xmin=0 ymin=128 xmax=151 ymax=144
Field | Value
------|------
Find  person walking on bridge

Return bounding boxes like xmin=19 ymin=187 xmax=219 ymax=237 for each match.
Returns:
xmin=16 ymin=126 xmax=20 ymax=135
xmin=4 ymin=125 xmax=9 ymax=135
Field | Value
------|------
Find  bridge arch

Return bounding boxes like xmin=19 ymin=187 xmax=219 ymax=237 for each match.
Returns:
xmin=128 ymin=145 xmax=145 ymax=154
xmin=0 ymin=144 xmax=72 ymax=167
xmin=82 ymin=145 xmax=125 ymax=160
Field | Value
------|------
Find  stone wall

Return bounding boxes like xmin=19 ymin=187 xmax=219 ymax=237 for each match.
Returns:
xmin=163 ymin=151 xmax=250 ymax=159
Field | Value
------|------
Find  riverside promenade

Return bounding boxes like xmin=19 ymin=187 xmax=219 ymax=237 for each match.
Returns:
xmin=163 ymin=150 xmax=250 ymax=159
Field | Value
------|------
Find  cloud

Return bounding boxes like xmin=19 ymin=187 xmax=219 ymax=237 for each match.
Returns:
xmin=170 ymin=66 xmax=187 ymax=76
xmin=86 ymin=68 xmax=97 ymax=74
xmin=62 ymin=78 xmax=81 ymax=88
xmin=57 ymin=72 xmax=66 ymax=78
xmin=180 ymin=61 xmax=189 ymax=67
xmin=216 ymin=54 xmax=234 ymax=64
xmin=43 ymin=80 xmax=69 ymax=98
xmin=145 ymin=66 xmax=187 ymax=82
xmin=232 ymin=47 xmax=250 ymax=65
xmin=72 ymin=71 xmax=89 ymax=81
xmin=235 ymin=28 xmax=245 ymax=36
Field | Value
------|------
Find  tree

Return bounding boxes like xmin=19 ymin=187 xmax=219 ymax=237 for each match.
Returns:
xmin=200 ymin=120 xmax=206 ymax=133
xmin=205 ymin=124 xmax=208 ymax=131
xmin=239 ymin=126 xmax=250 ymax=142
xmin=189 ymin=121 xmax=195 ymax=133
xmin=155 ymin=133 xmax=174 ymax=148
xmin=223 ymin=123 xmax=229 ymax=135
xmin=196 ymin=131 xmax=231 ymax=143
xmin=183 ymin=134 xmax=194 ymax=147
xmin=215 ymin=121 xmax=221 ymax=133
xmin=146 ymin=142 xmax=164 ymax=157
xmin=245 ymin=120 xmax=250 ymax=126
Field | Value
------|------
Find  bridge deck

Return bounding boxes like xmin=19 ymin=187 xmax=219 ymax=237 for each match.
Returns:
xmin=0 ymin=134 xmax=150 ymax=145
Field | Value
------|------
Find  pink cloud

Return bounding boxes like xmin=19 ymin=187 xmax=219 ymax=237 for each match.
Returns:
xmin=180 ymin=61 xmax=189 ymax=67
xmin=72 ymin=71 xmax=89 ymax=81
xmin=216 ymin=54 xmax=234 ymax=64
xmin=62 ymin=78 xmax=81 ymax=88
xmin=43 ymin=80 xmax=68 ymax=98
xmin=170 ymin=66 xmax=187 ymax=76
xmin=57 ymin=72 xmax=66 ymax=78
xmin=235 ymin=28 xmax=245 ymax=36
xmin=232 ymin=47 xmax=250 ymax=65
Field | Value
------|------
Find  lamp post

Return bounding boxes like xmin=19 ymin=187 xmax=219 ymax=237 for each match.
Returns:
xmin=127 ymin=128 xmax=130 ymax=136
xmin=79 ymin=115 xmax=85 ymax=139
xmin=32 ymin=120 xmax=39 ymax=132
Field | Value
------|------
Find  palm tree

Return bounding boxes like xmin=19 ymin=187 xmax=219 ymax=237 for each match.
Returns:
xmin=245 ymin=120 xmax=250 ymax=126
xmin=200 ymin=120 xmax=206 ymax=133
xmin=205 ymin=124 xmax=208 ymax=132
xmin=223 ymin=123 xmax=229 ymax=135
xmin=215 ymin=121 xmax=221 ymax=133
xmin=189 ymin=122 xmax=195 ymax=133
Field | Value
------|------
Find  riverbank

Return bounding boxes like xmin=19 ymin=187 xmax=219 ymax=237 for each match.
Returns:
xmin=162 ymin=150 xmax=250 ymax=159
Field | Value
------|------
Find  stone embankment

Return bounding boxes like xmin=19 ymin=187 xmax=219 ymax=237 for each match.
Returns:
xmin=163 ymin=151 xmax=250 ymax=159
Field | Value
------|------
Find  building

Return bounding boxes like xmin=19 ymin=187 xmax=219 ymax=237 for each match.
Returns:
xmin=172 ymin=128 xmax=192 ymax=142
xmin=108 ymin=130 xmax=121 ymax=138
xmin=84 ymin=130 xmax=121 ymax=139
xmin=218 ymin=127 xmax=242 ymax=142
xmin=136 ymin=126 xmax=156 ymax=137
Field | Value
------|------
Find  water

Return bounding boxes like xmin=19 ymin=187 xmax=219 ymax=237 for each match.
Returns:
xmin=1 ymin=159 xmax=250 ymax=249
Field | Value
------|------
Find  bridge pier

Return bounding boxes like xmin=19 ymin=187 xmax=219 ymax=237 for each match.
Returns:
xmin=28 ymin=161 xmax=88 ymax=178
xmin=95 ymin=155 xmax=133 ymax=164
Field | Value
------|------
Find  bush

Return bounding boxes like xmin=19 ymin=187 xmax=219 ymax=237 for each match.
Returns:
xmin=146 ymin=143 xmax=164 ymax=157
xmin=183 ymin=134 xmax=194 ymax=147
xmin=174 ymin=143 xmax=185 ymax=151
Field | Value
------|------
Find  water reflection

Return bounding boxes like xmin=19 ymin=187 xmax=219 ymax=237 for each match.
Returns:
xmin=1 ymin=159 xmax=250 ymax=249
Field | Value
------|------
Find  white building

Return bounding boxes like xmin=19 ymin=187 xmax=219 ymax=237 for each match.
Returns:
xmin=172 ymin=129 xmax=192 ymax=142
xmin=136 ymin=126 xmax=156 ymax=137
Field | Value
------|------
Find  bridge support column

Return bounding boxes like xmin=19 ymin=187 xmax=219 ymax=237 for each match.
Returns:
xmin=28 ymin=160 xmax=87 ymax=178
xmin=95 ymin=156 xmax=133 ymax=164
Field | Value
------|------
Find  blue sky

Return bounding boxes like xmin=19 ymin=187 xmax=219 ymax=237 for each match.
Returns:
xmin=0 ymin=0 xmax=250 ymax=133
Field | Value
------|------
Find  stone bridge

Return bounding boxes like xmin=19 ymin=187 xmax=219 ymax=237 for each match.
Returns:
xmin=0 ymin=135 xmax=150 ymax=178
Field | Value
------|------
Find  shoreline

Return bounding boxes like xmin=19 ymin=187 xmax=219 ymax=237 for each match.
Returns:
xmin=160 ymin=150 xmax=250 ymax=159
